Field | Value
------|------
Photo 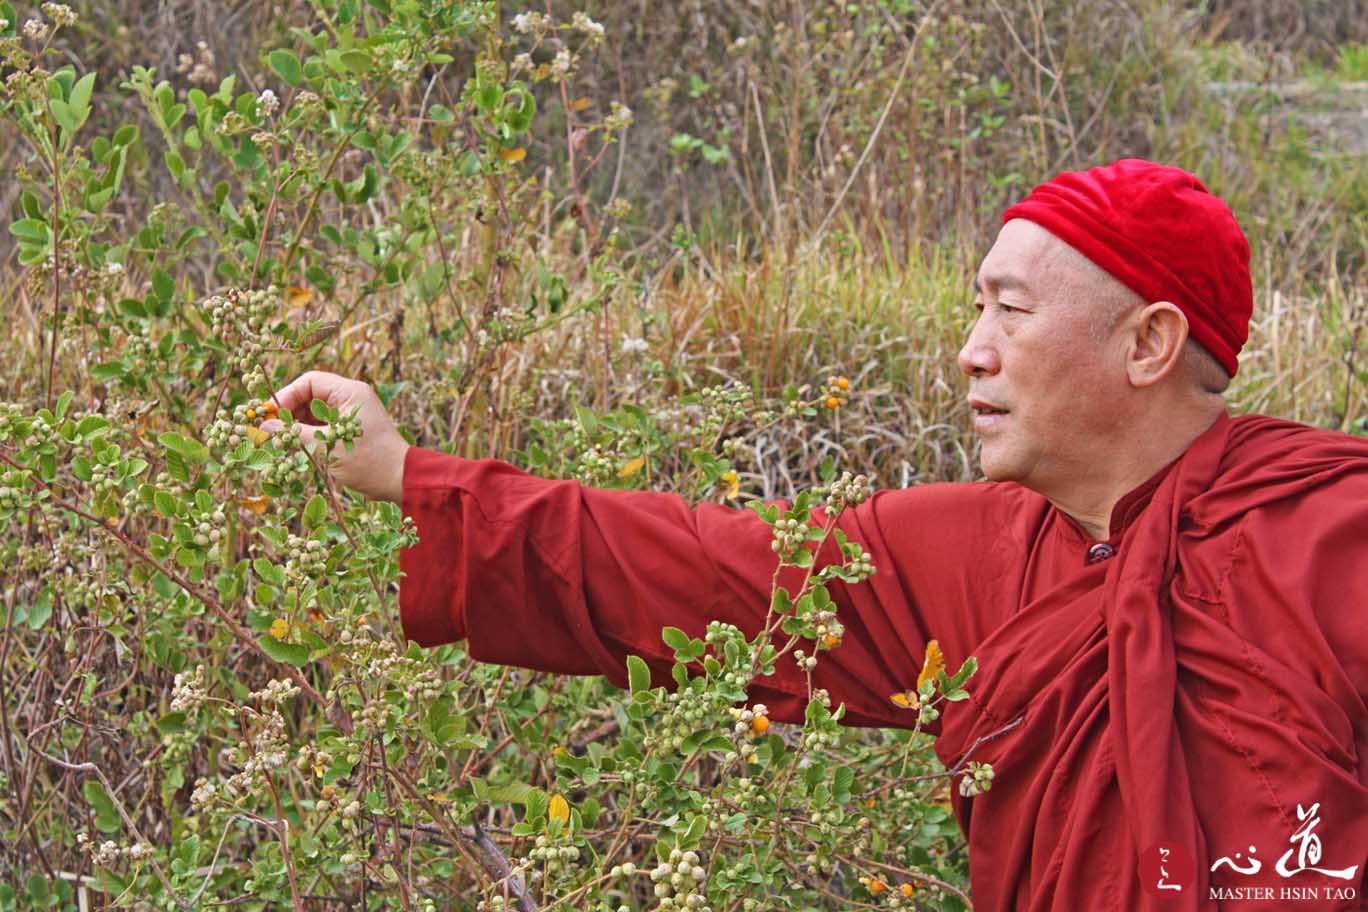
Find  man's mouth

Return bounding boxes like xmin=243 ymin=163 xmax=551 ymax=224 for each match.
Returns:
xmin=969 ymin=398 xmax=1009 ymax=416
xmin=969 ymin=398 xmax=1009 ymax=430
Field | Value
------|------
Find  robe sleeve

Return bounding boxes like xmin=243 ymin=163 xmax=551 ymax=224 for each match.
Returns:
xmin=399 ymin=446 xmax=1025 ymax=728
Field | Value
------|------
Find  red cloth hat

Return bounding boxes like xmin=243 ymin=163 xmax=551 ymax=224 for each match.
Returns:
xmin=1002 ymin=158 xmax=1252 ymax=376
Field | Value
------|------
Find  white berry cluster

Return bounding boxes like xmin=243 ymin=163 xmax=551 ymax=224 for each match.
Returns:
xmin=820 ymin=471 xmax=872 ymax=513
xmin=205 ymin=287 xmax=278 ymax=372
xmin=21 ymin=413 xmax=58 ymax=447
xmin=312 ymin=408 xmax=362 ymax=451
xmin=0 ymin=402 xmax=22 ymax=441
xmin=251 ymin=677 xmax=300 ymax=706
xmin=801 ymin=724 xmax=840 ymax=754
xmin=651 ymin=685 xmax=713 ymax=755
xmin=839 ymin=541 xmax=875 ymax=582
xmin=650 ymin=847 xmax=709 ymax=910
xmin=85 ymin=459 xmax=123 ymax=500
xmin=958 ymin=760 xmax=994 ymax=797
xmin=698 ymin=383 xmax=752 ymax=436
xmin=574 ymin=444 xmax=617 ymax=486
xmin=77 ymin=832 xmax=150 ymax=867
xmin=726 ymin=704 xmax=768 ymax=763
xmin=0 ymin=470 xmax=29 ymax=512
xmin=528 ymin=833 xmax=581 ymax=873
xmin=190 ymin=706 xmax=296 ymax=818
xmin=170 ymin=666 xmax=209 ymax=712
xmin=189 ymin=507 xmax=227 ymax=550
xmin=264 ymin=446 xmax=311 ymax=489
xmin=770 ymin=514 xmax=809 ymax=554
xmin=282 ymin=533 xmax=327 ymax=582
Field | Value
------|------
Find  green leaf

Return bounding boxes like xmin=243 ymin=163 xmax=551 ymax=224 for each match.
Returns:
xmin=49 ymin=98 xmax=78 ymax=134
xmin=267 ymin=49 xmax=303 ymax=86
xmin=152 ymin=269 xmax=174 ymax=304
xmin=523 ymin=787 xmax=549 ymax=823
xmin=661 ymin=626 xmax=690 ymax=653
xmin=9 ymin=218 xmax=50 ymax=242
xmin=154 ymin=490 xmax=180 ymax=517
xmin=82 ymin=780 xmax=121 ymax=834
xmin=159 ymin=432 xmax=208 ymax=464
xmin=339 ymin=49 xmax=371 ymax=74
xmin=71 ymin=456 xmax=92 ymax=481
xmin=155 ymin=711 xmax=188 ymax=735
xmin=302 ymin=494 xmax=327 ymax=530
xmin=626 ymin=654 xmax=650 ymax=694
xmin=26 ymin=597 xmax=52 ymax=630
xmin=259 ymin=634 xmax=310 ymax=667
xmin=69 ymin=72 xmax=96 ymax=120
xmin=476 ymin=779 xmax=536 ymax=804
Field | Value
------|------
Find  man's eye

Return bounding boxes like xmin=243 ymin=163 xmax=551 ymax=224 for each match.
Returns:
xmin=999 ymin=303 xmax=1022 ymax=314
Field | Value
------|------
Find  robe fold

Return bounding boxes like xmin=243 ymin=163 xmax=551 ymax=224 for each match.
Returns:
xmin=399 ymin=412 xmax=1368 ymax=909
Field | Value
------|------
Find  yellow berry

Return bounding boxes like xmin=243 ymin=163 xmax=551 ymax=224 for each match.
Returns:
xmin=245 ymin=408 xmax=257 ymax=420
xmin=900 ymin=883 xmax=916 ymax=897
xmin=751 ymin=715 xmax=769 ymax=735
xmin=868 ymin=878 xmax=887 ymax=894
xmin=835 ymin=377 xmax=850 ymax=390
xmin=825 ymin=396 xmax=840 ymax=409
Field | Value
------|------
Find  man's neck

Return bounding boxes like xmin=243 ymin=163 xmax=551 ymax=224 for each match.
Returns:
xmin=1047 ymin=402 xmax=1225 ymax=541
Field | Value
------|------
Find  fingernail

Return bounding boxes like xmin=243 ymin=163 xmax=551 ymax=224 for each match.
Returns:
xmin=260 ymin=419 xmax=283 ymax=434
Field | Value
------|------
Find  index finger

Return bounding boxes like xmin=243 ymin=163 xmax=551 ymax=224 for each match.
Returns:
xmin=271 ymin=370 xmax=346 ymax=421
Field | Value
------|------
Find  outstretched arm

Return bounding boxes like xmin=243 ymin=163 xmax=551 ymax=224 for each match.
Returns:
xmin=399 ymin=446 xmax=1015 ymax=729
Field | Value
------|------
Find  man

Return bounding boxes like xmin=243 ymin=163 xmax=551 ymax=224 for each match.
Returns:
xmin=262 ymin=160 xmax=1368 ymax=909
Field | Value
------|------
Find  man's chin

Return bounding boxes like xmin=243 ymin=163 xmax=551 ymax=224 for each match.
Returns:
xmin=977 ymin=450 xmax=1021 ymax=483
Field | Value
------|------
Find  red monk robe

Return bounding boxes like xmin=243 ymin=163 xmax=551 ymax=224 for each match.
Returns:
xmin=398 ymin=411 xmax=1368 ymax=910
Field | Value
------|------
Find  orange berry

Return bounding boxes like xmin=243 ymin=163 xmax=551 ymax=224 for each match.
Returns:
xmin=245 ymin=408 xmax=257 ymax=420
xmin=263 ymin=400 xmax=279 ymax=418
xmin=321 ymin=785 xmax=335 ymax=799
xmin=822 ymin=634 xmax=839 ymax=648
xmin=900 ymin=883 xmax=916 ymax=897
xmin=825 ymin=396 xmax=840 ymax=409
xmin=751 ymin=714 xmax=769 ymax=735
xmin=835 ymin=377 xmax=850 ymax=390
xmin=868 ymin=877 xmax=887 ymax=894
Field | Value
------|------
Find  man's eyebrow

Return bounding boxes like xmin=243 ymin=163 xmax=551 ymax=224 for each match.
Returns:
xmin=973 ymin=272 xmax=1028 ymax=294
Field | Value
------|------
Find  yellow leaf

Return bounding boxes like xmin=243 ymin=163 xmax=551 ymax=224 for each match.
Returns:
xmin=719 ymin=470 xmax=740 ymax=500
xmin=548 ymin=793 xmax=570 ymax=825
xmin=285 ymin=285 xmax=314 ymax=308
xmin=916 ymin=639 xmax=944 ymax=692
xmin=245 ymin=426 xmax=271 ymax=446
xmin=570 ymin=97 xmax=593 ymax=112
xmin=617 ymin=456 xmax=646 ymax=478
xmin=889 ymin=689 xmax=920 ymax=710
xmin=499 ymin=146 xmax=527 ymax=162
xmin=239 ymin=494 xmax=272 ymax=515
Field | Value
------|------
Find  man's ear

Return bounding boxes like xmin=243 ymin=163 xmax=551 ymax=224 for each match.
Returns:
xmin=1126 ymin=301 xmax=1188 ymax=388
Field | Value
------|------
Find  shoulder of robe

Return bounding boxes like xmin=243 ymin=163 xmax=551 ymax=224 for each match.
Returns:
xmin=1189 ymin=413 xmax=1368 ymax=527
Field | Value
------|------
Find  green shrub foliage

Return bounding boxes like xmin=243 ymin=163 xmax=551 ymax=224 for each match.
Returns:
xmin=0 ymin=2 xmax=986 ymax=908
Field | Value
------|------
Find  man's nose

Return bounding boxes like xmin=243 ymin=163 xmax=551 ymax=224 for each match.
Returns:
xmin=957 ymin=320 xmax=999 ymax=377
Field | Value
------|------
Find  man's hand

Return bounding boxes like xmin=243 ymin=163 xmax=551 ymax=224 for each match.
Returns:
xmin=259 ymin=370 xmax=409 ymax=503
